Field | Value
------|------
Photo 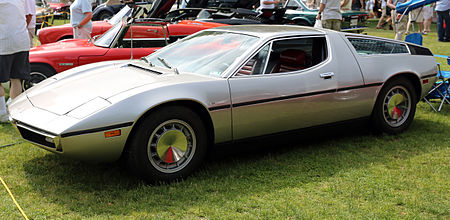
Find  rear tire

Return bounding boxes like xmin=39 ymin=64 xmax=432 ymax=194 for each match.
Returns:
xmin=296 ymin=20 xmax=311 ymax=26
xmin=23 ymin=64 xmax=56 ymax=90
xmin=126 ymin=106 xmax=208 ymax=183
xmin=371 ymin=77 xmax=417 ymax=134
xmin=98 ymin=11 xmax=113 ymax=21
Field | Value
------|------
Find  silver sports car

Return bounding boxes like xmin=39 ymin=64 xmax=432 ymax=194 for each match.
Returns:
xmin=8 ymin=25 xmax=438 ymax=183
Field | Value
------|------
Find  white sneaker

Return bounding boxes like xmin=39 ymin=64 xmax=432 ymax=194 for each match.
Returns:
xmin=0 ymin=113 xmax=9 ymax=123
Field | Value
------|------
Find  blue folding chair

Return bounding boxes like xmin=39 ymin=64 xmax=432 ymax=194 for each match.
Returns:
xmin=423 ymin=55 xmax=450 ymax=112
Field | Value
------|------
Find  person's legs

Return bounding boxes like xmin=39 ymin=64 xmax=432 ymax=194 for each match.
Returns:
xmin=436 ymin=10 xmax=445 ymax=41
xmin=322 ymin=19 xmax=332 ymax=29
xmin=332 ymin=19 xmax=342 ymax=31
xmin=0 ymin=83 xmax=7 ymax=123
xmin=9 ymin=78 xmax=22 ymax=99
xmin=0 ymin=55 xmax=9 ymax=122
xmin=395 ymin=13 xmax=407 ymax=40
xmin=443 ymin=9 xmax=450 ymax=41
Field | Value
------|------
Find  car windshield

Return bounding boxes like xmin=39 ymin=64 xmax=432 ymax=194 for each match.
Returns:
xmin=108 ymin=5 xmax=132 ymax=25
xmin=94 ymin=20 xmax=124 ymax=47
xmin=145 ymin=31 xmax=259 ymax=77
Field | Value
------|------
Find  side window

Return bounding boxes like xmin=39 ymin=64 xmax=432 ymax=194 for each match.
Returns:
xmin=236 ymin=37 xmax=327 ymax=76
xmin=347 ymin=38 xmax=409 ymax=55
xmin=237 ymin=45 xmax=270 ymax=76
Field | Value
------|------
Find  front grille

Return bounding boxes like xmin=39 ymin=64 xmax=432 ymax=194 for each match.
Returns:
xmin=17 ymin=126 xmax=56 ymax=149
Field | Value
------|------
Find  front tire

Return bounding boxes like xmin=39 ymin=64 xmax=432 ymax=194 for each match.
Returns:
xmin=371 ymin=77 xmax=417 ymax=134
xmin=23 ymin=64 xmax=56 ymax=90
xmin=126 ymin=106 xmax=208 ymax=183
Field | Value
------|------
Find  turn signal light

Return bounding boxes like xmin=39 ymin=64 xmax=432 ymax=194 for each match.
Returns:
xmin=105 ymin=129 xmax=121 ymax=138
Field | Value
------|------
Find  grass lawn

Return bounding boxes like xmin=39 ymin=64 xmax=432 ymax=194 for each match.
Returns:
xmin=0 ymin=19 xmax=449 ymax=219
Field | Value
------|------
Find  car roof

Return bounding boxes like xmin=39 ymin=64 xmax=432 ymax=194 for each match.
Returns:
xmin=210 ymin=25 xmax=328 ymax=38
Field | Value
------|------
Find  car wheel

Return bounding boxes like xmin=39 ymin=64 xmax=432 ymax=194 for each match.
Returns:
xmin=371 ymin=77 xmax=417 ymax=134
xmin=22 ymin=64 xmax=56 ymax=90
xmin=98 ymin=11 xmax=113 ymax=20
xmin=57 ymin=35 xmax=73 ymax=41
xmin=296 ymin=20 xmax=311 ymax=26
xmin=126 ymin=106 xmax=208 ymax=183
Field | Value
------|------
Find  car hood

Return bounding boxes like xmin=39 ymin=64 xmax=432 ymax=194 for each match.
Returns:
xmin=30 ymin=39 xmax=106 ymax=56
xmin=25 ymin=61 xmax=169 ymax=115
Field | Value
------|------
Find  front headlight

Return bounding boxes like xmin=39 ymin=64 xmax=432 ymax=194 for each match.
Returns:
xmin=66 ymin=97 xmax=111 ymax=119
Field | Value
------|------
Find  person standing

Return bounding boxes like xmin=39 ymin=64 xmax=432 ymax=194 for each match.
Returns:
xmin=341 ymin=0 xmax=352 ymax=11
xmin=24 ymin=0 xmax=36 ymax=47
xmin=406 ymin=8 xmax=424 ymax=34
xmin=352 ymin=0 xmax=365 ymax=11
xmin=387 ymin=0 xmax=408 ymax=40
xmin=260 ymin=0 xmax=280 ymax=19
xmin=0 ymin=0 xmax=31 ymax=123
xmin=376 ymin=0 xmax=392 ymax=29
xmin=422 ymin=4 xmax=434 ymax=34
xmin=70 ymin=0 xmax=93 ymax=39
xmin=435 ymin=0 xmax=450 ymax=42
xmin=316 ymin=0 xmax=343 ymax=31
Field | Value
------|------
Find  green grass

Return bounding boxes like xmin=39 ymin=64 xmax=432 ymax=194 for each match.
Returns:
xmin=1 ymin=20 xmax=449 ymax=219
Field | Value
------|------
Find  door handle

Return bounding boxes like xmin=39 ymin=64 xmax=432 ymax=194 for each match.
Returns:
xmin=320 ymin=72 xmax=334 ymax=79
xmin=147 ymin=29 xmax=158 ymax=32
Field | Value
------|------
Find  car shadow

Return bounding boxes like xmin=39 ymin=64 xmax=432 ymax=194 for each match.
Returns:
xmin=22 ymin=115 xmax=449 ymax=216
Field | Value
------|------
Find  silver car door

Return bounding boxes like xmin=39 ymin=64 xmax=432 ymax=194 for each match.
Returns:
xmin=229 ymin=36 xmax=339 ymax=140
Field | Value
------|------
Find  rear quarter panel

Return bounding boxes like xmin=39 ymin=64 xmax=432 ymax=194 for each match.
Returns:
xmin=342 ymin=36 xmax=437 ymax=100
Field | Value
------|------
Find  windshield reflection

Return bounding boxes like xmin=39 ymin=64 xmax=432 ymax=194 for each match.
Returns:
xmin=94 ymin=20 xmax=124 ymax=48
xmin=108 ymin=5 xmax=132 ymax=25
xmin=145 ymin=31 xmax=259 ymax=77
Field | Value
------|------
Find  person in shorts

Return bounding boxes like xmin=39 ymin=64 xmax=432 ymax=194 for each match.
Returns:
xmin=24 ymin=0 xmax=36 ymax=47
xmin=387 ymin=0 xmax=408 ymax=40
xmin=70 ymin=0 xmax=93 ymax=39
xmin=376 ymin=0 xmax=392 ymax=29
xmin=316 ymin=0 xmax=342 ymax=31
xmin=406 ymin=8 xmax=424 ymax=34
xmin=422 ymin=4 xmax=434 ymax=34
xmin=0 ymin=0 xmax=31 ymax=123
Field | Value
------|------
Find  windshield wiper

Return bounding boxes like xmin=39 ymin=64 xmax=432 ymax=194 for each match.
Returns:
xmin=157 ymin=57 xmax=179 ymax=74
xmin=140 ymin=57 xmax=154 ymax=67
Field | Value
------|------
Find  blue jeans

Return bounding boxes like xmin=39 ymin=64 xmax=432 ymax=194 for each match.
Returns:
xmin=436 ymin=9 xmax=450 ymax=41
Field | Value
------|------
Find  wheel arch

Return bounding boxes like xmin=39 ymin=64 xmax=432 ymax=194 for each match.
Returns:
xmin=382 ymin=72 xmax=422 ymax=103
xmin=292 ymin=17 xmax=313 ymax=26
xmin=122 ymin=100 xmax=215 ymax=156
xmin=57 ymin=35 xmax=73 ymax=41
xmin=30 ymin=62 xmax=57 ymax=75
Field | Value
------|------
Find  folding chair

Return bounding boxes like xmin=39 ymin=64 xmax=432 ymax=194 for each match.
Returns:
xmin=423 ymin=55 xmax=450 ymax=112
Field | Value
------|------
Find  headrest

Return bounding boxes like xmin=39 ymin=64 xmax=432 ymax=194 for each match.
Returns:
xmin=280 ymin=49 xmax=306 ymax=65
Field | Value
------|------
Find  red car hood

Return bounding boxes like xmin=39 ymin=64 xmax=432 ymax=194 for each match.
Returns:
xmin=30 ymin=39 xmax=106 ymax=56
xmin=48 ymin=3 xmax=68 ymax=9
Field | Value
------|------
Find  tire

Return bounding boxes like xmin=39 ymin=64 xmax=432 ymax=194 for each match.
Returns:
xmin=97 ymin=11 xmax=113 ymax=21
xmin=126 ymin=106 xmax=208 ymax=183
xmin=371 ymin=77 xmax=417 ymax=134
xmin=23 ymin=64 xmax=56 ymax=90
xmin=57 ymin=35 xmax=73 ymax=41
xmin=296 ymin=20 xmax=311 ymax=26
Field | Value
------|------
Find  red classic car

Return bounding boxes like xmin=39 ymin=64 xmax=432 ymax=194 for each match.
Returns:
xmin=27 ymin=18 xmax=226 ymax=88
xmin=37 ymin=0 xmax=176 ymax=44
xmin=37 ymin=5 xmax=132 ymax=44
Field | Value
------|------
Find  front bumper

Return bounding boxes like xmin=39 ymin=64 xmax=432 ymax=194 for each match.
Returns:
xmin=9 ymin=97 xmax=132 ymax=162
